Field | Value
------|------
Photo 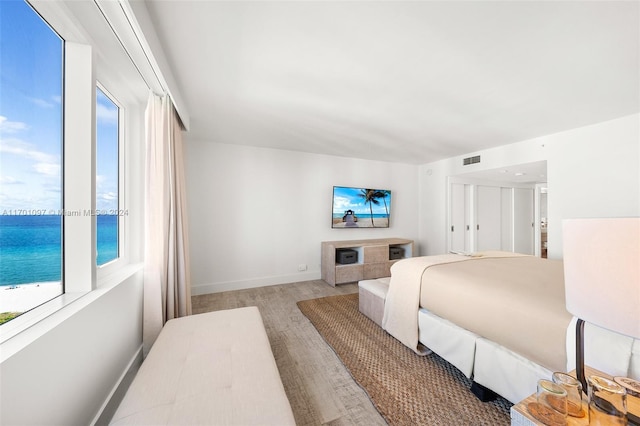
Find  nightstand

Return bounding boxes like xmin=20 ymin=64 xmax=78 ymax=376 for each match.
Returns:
xmin=510 ymin=367 xmax=640 ymax=425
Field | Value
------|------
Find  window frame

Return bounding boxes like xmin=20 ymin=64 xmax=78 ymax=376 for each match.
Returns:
xmin=0 ymin=0 xmax=146 ymax=343
xmin=95 ymin=82 xmax=126 ymax=274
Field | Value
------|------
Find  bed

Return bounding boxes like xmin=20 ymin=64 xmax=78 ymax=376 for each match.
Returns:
xmin=381 ymin=251 xmax=640 ymax=403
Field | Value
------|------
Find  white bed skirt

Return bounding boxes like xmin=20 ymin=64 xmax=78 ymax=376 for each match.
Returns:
xmin=418 ymin=308 xmax=477 ymax=379
xmin=417 ymin=309 xmax=639 ymax=404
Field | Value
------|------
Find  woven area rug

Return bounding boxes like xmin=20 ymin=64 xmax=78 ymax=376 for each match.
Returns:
xmin=297 ymin=293 xmax=512 ymax=425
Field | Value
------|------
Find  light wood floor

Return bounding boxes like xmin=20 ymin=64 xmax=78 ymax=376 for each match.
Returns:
xmin=192 ymin=280 xmax=388 ymax=426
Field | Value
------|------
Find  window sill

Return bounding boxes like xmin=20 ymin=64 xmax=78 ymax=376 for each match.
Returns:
xmin=0 ymin=262 xmax=143 ymax=361
xmin=0 ymin=291 xmax=88 ymax=346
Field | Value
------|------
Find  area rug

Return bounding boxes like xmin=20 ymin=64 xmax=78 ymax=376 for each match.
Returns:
xmin=297 ymin=293 xmax=512 ymax=425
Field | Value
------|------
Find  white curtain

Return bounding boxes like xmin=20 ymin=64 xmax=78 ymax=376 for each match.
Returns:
xmin=143 ymin=93 xmax=192 ymax=357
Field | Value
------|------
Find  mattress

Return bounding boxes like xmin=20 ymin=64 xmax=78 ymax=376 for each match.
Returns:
xmin=419 ymin=256 xmax=571 ymax=372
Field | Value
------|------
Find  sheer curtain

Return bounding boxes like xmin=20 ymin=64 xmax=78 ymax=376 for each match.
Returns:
xmin=143 ymin=93 xmax=192 ymax=356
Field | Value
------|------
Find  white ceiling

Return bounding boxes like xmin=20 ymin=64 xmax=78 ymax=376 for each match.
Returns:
xmin=142 ymin=0 xmax=639 ymax=165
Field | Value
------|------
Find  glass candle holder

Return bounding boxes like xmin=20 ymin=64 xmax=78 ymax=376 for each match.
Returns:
xmin=588 ymin=375 xmax=627 ymax=426
xmin=527 ymin=379 xmax=567 ymax=426
xmin=552 ymin=371 xmax=585 ymax=418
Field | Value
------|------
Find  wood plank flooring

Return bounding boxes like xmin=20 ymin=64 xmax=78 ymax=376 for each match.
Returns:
xmin=192 ymin=280 xmax=388 ymax=426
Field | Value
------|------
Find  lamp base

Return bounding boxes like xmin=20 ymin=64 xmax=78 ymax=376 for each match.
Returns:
xmin=575 ymin=318 xmax=587 ymax=393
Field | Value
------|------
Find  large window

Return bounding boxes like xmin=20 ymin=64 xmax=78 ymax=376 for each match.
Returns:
xmin=96 ymin=86 xmax=120 ymax=266
xmin=0 ymin=0 xmax=142 ymax=336
xmin=0 ymin=1 xmax=64 ymax=324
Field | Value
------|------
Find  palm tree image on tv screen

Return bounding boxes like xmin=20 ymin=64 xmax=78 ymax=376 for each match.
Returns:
xmin=332 ymin=186 xmax=391 ymax=228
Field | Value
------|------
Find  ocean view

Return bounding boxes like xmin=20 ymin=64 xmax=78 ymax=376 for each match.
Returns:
xmin=0 ymin=214 xmax=118 ymax=286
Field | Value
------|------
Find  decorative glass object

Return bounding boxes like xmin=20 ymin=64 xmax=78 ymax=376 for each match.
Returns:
xmin=527 ymin=379 xmax=567 ymax=426
xmin=552 ymin=371 xmax=585 ymax=418
xmin=588 ymin=375 xmax=627 ymax=425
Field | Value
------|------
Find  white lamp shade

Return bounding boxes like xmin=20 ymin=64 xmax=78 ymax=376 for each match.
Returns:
xmin=563 ymin=218 xmax=640 ymax=340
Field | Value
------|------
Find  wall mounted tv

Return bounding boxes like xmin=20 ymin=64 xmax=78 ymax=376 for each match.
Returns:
xmin=332 ymin=186 xmax=391 ymax=228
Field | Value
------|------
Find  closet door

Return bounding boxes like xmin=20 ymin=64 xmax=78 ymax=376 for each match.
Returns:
xmin=450 ymin=183 xmax=469 ymax=253
xmin=475 ymin=185 xmax=502 ymax=251
xmin=513 ymin=188 xmax=534 ymax=254
xmin=500 ymin=187 xmax=514 ymax=251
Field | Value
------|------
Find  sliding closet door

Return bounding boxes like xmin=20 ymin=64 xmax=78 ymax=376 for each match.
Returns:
xmin=475 ymin=185 xmax=502 ymax=251
xmin=450 ymin=183 xmax=469 ymax=253
xmin=449 ymin=181 xmax=537 ymax=255
xmin=500 ymin=187 xmax=514 ymax=251
xmin=513 ymin=188 xmax=534 ymax=254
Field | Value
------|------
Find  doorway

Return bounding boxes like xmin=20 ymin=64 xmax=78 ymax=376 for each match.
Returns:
xmin=535 ymin=184 xmax=548 ymax=258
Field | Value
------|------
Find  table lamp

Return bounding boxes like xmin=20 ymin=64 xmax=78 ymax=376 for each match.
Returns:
xmin=563 ymin=217 xmax=640 ymax=422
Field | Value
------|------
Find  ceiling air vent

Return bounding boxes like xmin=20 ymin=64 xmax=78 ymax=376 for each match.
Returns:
xmin=463 ymin=155 xmax=481 ymax=165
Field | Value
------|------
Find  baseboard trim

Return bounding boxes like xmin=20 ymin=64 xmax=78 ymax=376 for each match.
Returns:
xmin=91 ymin=344 xmax=143 ymax=425
xmin=191 ymin=271 xmax=321 ymax=295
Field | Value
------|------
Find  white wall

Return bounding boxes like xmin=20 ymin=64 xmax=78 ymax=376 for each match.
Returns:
xmin=184 ymin=141 xmax=420 ymax=294
xmin=419 ymin=113 xmax=640 ymax=258
xmin=0 ymin=270 xmax=143 ymax=425
xmin=546 ymin=114 xmax=640 ymax=258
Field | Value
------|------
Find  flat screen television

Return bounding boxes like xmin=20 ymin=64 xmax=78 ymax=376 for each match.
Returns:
xmin=332 ymin=186 xmax=391 ymax=228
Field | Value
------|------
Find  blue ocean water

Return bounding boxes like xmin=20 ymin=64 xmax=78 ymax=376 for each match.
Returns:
xmin=97 ymin=215 xmax=118 ymax=266
xmin=0 ymin=215 xmax=118 ymax=286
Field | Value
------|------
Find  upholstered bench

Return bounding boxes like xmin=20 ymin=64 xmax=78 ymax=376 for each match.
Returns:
xmin=358 ymin=277 xmax=390 ymax=327
xmin=110 ymin=306 xmax=296 ymax=426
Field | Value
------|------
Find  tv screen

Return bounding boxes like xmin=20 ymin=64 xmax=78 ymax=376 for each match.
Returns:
xmin=332 ymin=186 xmax=391 ymax=228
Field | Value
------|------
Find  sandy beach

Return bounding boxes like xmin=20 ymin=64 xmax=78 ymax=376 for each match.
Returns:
xmin=0 ymin=282 xmax=63 ymax=313
xmin=332 ymin=217 xmax=389 ymax=228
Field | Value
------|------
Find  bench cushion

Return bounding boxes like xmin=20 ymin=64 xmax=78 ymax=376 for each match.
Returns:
xmin=110 ymin=306 xmax=295 ymax=425
xmin=358 ymin=278 xmax=390 ymax=327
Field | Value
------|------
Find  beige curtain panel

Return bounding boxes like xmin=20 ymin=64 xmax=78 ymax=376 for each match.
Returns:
xmin=143 ymin=93 xmax=192 ymax=357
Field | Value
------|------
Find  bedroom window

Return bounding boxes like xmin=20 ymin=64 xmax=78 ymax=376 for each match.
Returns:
xmin=96 ymin=86 xmax=121 ymax=266
xmin=0 ymin=0 xmax=64 ymax=325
